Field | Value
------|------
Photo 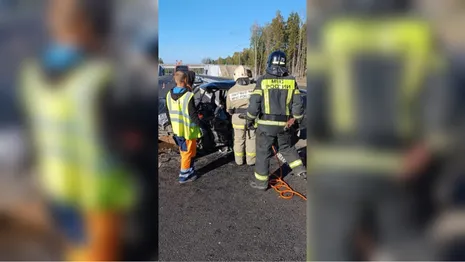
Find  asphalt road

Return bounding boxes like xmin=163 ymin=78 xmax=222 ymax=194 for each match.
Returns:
xmin=158 ymin=142 xmax=307 ymax=261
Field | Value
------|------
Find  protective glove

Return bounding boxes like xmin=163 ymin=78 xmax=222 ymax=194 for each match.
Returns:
xmin=246 ymin=120 xmax=256 ymax=130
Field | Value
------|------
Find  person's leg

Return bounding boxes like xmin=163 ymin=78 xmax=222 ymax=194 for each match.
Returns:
xmin=121 ymin=149 xmax=158 ymax=260
xmin=374 ymin=176 xmax=422 ymax=260
xmin=47 ymin=201 xmax=86 ymax=260
xmin=178 ymin=137 xmax=196 ymax=183
xmin=70 ymin=210 xmax=122 ymax=261
xmin=277 ymin=130 xmax=306 ymax=176
xmin=233 ymin=128 xmax=246 ymax=165
xmin=308 ymin=173 xmax=365 ymax=261
xmin=245 ymin=129 xmax=256 ymax=166
xmin=252 ymin=129 xmax=274 ymax=189
xmin=187 ymin=139 xmax=197 ymax=171
xmin=48 ymin=201 xmax=123 ymax=261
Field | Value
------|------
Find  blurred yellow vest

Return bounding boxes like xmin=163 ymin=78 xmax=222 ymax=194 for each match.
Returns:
xmin=20 ymin=59 xmax=135 ymax=211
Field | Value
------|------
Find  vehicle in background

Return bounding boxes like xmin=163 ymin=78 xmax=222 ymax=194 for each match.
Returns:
xmin=174 ymin=65 xmax=189 ymax=73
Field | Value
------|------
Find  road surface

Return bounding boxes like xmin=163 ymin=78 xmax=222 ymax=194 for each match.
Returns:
xmin=158 ymin=141 xmax=307 ymax=261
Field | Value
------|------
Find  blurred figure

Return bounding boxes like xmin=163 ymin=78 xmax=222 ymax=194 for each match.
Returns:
xmin=165 ymin=71 xmax=203 ymax=183
xmin=186 ymin=70 xmax=196 ymax=89
xmin=18 ymin=0 xmax=135 ymax=260
xmin=247 ymin=50 xmax=306 ymax=190
xmin=307 ymin=0 xmax=452 ymax=260
xmin=425 ymin=43 xmax=465 ymax=261
xmin=227 ymin=65 xmax=256 ymax=166
xmin=114 ymin=30 xmax=159 ymax=261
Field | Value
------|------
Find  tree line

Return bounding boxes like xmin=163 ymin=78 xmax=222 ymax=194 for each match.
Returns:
xmin=202 ymin=11 xmax=307 ymax=77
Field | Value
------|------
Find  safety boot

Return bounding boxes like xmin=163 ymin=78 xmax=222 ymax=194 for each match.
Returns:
xmin=178 ymin=171 xmax=198 ymax=184
xmin=249 ymin=180 xmax=268 ymax=191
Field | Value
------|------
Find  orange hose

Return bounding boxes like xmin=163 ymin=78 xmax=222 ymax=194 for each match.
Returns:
xmin=269 ymin=146 xmax=307 ymax=201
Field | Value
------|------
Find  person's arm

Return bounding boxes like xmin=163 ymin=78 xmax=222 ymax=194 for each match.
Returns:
xmin=306 ymin=18 xmax=332 ymax=143
xmin=401 ymin=53 xmax=453 ymax=178
xmin=16 ymin=61 xmax=36 ymax=171
xmin=225 ymin=90 xmax=234 ymax=115
xmin=165 ymin=96 xmax=172 ymax=126
xmin=188 ymin=97 xmax=203 ymax=127
xmin=97 ymin=82 xmax=123 ymax=155
xmin=246 ymin=78 xmax=263 ymax=121
xmin=291 ymin=80 xmax=304 ymax=122
xmin=307 ymin=50 xmax=329 ymax=142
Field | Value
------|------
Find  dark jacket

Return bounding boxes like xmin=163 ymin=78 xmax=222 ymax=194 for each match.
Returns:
xmin=248 ymin=70 xmax=303 ymax=121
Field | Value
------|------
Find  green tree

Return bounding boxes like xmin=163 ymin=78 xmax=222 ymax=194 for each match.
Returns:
xmin=296 ymin=21 xmax=307 ymax=77
xmin=285 ymin=12 xmax=301 ymax=75
xmin=202 ymin=57 xmax=214 ymax=64
xmin=216 ymin=11 xmax=306 ymax=77
xmin=159 ymin=58 xmax=164 ymax=64
xmin=270 ymin=11 xmax=286 ymax=52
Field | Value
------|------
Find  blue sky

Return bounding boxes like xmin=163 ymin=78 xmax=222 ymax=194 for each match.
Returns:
xmin=159 ymin=0 xmax=306 ymax=64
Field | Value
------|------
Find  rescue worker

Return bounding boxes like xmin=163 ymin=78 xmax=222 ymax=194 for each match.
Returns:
xmin=186 ymin=70 xmax=196 ymax=89
xmin=247 ymin=50 xmax=306 ymax=190
xmin=226 ymin=65 xmax=256 ymax=166
xmin=166 ymin=71 xmax=203 ymax=183
xmin=306 ymin=0 xmax=453 ymax=260
xmin=18 ymin=0 xmax=135 ymax=260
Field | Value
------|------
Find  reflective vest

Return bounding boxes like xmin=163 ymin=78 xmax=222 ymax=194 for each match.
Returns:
xmin=20 ymin=59 xmax=135 ymax=210
xmin=166 ymin=90 xmax=201 ymax=140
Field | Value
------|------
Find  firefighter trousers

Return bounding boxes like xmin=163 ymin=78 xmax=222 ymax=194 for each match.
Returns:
xmin=254 ymin=128 xmax=305 ymax=182
xmin=308 ymin=172 xmax=416 ymax=260
xmin=233 ymin=128 xmax=256 ymax=165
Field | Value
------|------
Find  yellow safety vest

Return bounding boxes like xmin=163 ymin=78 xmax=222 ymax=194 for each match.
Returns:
xmin=20 ymin=59 xmax=135 ymax=211
xmin=166 ymin=91 xmax=201 ymax=140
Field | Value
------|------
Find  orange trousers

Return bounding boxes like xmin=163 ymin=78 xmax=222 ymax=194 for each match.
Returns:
xmin=180 ymin=139 xmax=197 ymax=171
xmin=66 ymin=212 xmax=122 ymax=261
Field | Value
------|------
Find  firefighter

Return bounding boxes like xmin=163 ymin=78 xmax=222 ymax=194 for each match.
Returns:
xmin=19 ymin=0 xmax=135 ymax=260
xmin=226 ymin=65 xmax=256 ymax=166
xmin=306 ymin=0 xmax=453 ymax=260
xmin=166 ymin=71 xmax=203 ymax=183
xmin=247 ymin=50 xmax=306 ymax=190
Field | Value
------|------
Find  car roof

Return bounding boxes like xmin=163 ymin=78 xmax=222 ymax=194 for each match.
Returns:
xmin=198 ymin=80 xmax=236 ymax=91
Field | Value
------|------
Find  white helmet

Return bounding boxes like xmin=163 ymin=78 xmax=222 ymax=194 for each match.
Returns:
xmin=233 ymin=65 xmax=249 ymax=82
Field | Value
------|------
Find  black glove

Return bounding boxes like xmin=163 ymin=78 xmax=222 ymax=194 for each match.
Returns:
xmin=246 ymin=120 xmax=256 ymax=130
